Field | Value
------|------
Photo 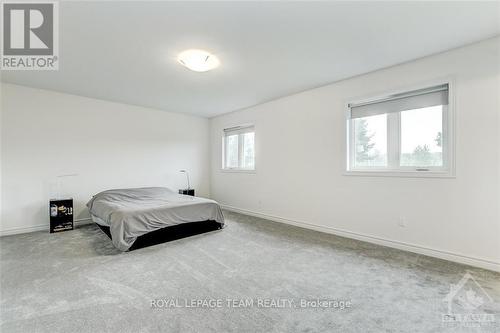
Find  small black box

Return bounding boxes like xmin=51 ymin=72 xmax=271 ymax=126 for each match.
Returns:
xmin=178 ymin=189 xmax=195 ymax=196
xmin=49 ymin=198 xmax=74 ymax=233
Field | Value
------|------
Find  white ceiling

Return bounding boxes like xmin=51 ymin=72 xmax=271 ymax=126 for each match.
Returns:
xmin=2 ymin=1 xmax=499 ymax=117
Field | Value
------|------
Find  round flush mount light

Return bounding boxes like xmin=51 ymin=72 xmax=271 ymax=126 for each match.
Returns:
xmin=177 ymin=49 xmax=220 ymax=72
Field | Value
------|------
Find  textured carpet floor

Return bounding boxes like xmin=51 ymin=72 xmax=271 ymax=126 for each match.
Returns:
xmin=1 ymin=211 xmax=499 ymax=332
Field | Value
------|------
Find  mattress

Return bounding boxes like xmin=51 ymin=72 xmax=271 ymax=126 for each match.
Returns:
xmin=87 ymin=187 xmax=224 ymax=251
xmin=91 ymin=214 xmax=109 ymax=227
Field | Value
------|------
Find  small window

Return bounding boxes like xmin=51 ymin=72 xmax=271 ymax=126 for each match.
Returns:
xmin=346 ymin=83 xmax=453 ymax=176
xmin=222 ymin=125 xmax=255 ymax=171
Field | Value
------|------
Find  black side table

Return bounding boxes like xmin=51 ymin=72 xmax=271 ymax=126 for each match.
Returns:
xmin=49 ymin=198 xmax=74 ymax=233
xmin=178 ymin=189 xmax=195 ymax=196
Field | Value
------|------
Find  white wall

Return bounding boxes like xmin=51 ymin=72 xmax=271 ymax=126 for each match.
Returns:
xmin=1 ymin=84 xmax=210 ymax=234
xmin=0 ymin=82 xmax=3 ymax=228
xmin=210 ymin=38 xmax=500 ymax=271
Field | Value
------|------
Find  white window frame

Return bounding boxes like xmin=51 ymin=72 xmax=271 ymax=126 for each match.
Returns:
xmin=345 ymin=79 xmax=455 ymax=178
xmin=221 ymin=124 xmax=256 ymax=172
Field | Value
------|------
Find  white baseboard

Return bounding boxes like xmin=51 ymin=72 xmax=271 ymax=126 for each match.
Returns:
xmin=0 ymin=218 xmax=92 ymax=237
xmin=221 ymin=205 xmax=500 ymax=273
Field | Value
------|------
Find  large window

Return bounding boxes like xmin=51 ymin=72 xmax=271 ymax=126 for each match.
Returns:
xmin=347 ymin=83 xmax=453 ymax=176
xmin=223 ymin=125 xmax=255 ymax=171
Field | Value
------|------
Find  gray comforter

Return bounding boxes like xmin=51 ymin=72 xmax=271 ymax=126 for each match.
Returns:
xmin=87 ymin=187 xmax=224 ymax=251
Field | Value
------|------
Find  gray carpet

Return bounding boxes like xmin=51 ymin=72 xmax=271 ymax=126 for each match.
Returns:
xmin=1 ymin=210 xmax=499 ymax=332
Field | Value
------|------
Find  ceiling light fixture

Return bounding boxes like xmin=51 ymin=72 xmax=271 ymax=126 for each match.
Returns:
xmin=177 ymin=49 xmax=220 ymax=72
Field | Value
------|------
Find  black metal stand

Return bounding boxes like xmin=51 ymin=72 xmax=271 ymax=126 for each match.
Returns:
xmin=49 ymin=198 xmax=74 ymax=233
xmin=178 ymin=189 xmax=195 ymax=196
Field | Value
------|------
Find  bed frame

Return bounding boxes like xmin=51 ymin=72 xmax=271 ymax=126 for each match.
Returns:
xmin=96 ymin=220 xmax=223 ymax=251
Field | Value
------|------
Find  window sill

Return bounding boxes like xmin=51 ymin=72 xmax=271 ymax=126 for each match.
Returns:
xmin=344 ymin=169 xmax=455 ymax=178
xmin=221 ymin=169 xmax=257 ymax=174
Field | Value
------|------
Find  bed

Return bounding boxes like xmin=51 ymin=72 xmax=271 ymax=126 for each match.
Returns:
xmin=86 ymin=187 xmax=225 ymax=251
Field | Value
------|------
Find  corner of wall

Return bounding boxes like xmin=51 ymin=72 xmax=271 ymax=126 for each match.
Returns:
xmin=207 ymin=116 xmax=215 ymax=199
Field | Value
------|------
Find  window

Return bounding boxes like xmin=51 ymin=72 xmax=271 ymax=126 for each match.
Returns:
xmin=223 ymin=125 xmax=255 ymax=171
xmin=346 ymin=83 xmax=453 ymax=176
